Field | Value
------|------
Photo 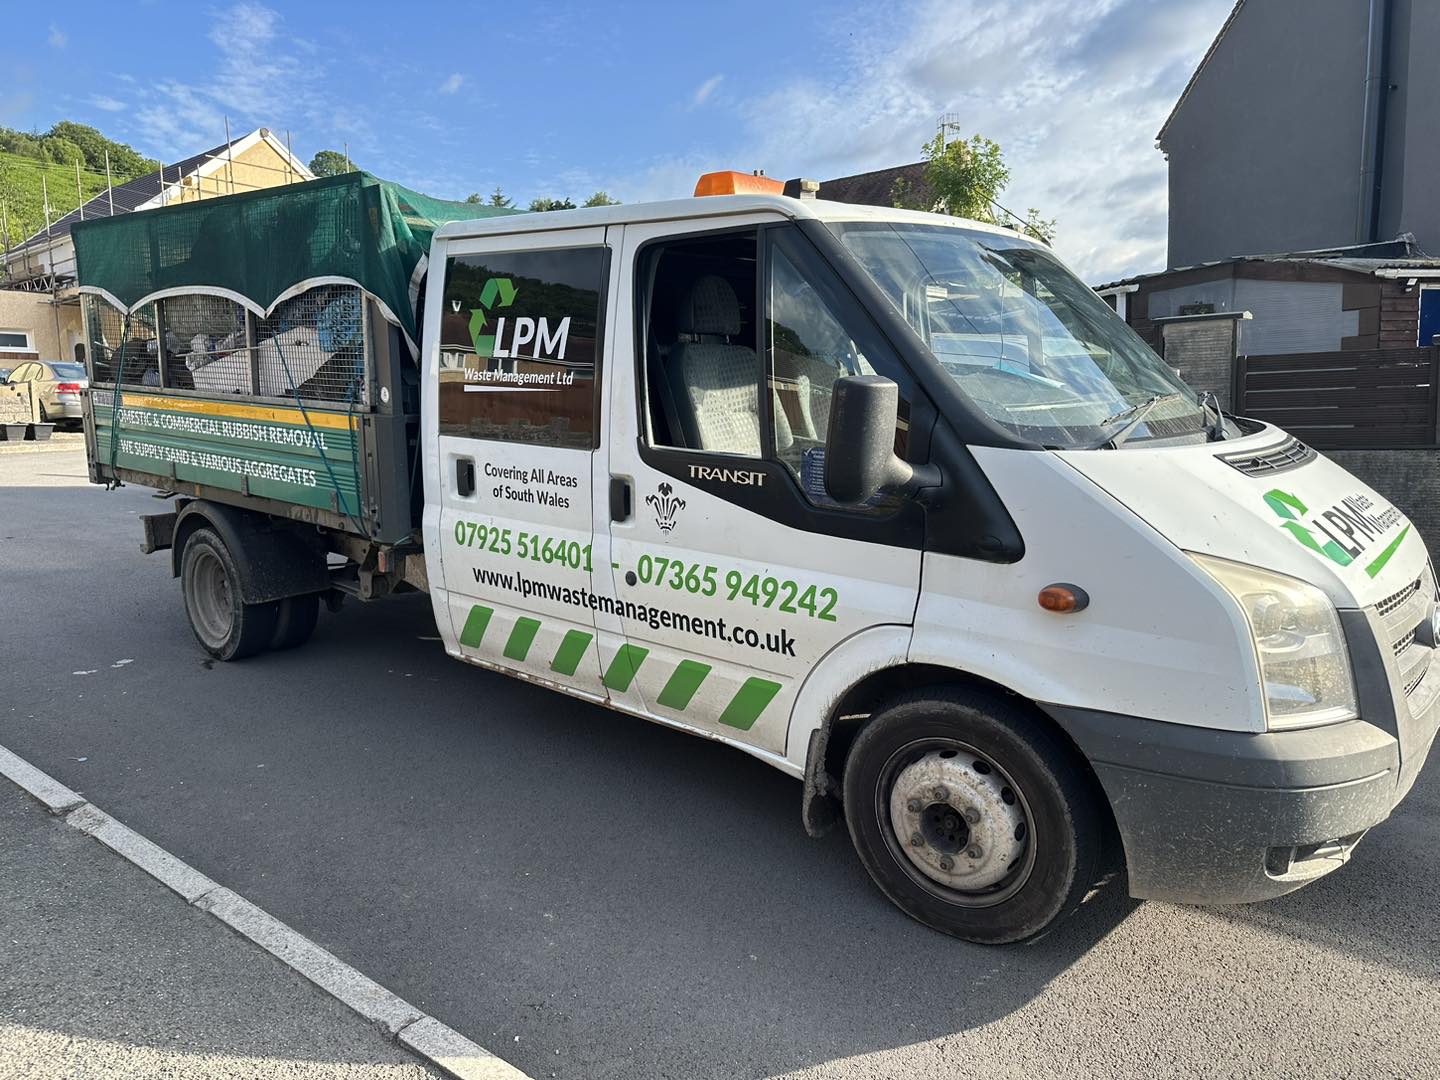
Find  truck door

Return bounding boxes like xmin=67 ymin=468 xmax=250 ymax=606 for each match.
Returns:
xmin=600 ymin=219 xmax=926 ymax=754
xmin=427 ymin=226 xmax=612 ymax=699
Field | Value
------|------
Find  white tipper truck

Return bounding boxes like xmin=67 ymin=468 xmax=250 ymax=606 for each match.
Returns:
xmin=78 ymin=170 xmax=1440 ymax=943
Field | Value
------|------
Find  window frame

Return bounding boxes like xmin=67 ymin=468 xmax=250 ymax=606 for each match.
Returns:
xmin=1419 ymin=284 xmax=1440 ymax=347
xmin=633 ymin=223 xmax=763 ymax=458
xmin=630 ymin=220 xmax=932 ymax=547
xmin=0 ymin=329 xmax=33 ymax=351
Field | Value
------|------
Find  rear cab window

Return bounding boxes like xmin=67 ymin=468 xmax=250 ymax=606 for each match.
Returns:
xmin=437 ymin=247 xmax=608 ymax=449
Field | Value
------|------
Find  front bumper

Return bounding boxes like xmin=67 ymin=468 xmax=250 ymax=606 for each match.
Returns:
xmin=1045 ymin=607 xmax=1440 ymax=905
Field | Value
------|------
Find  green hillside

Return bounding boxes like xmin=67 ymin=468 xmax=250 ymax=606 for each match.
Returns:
xmin=0 ymin=122 xmax=159 ymax=247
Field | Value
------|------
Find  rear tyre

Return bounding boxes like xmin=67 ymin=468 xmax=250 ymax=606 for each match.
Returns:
xmin=842 ymin=686 xmax=1102 ymax=945
xmin=270 ymin=593 xmax=320 ymax=651
xmin=180 ymin=527 xmax=277 ymax=661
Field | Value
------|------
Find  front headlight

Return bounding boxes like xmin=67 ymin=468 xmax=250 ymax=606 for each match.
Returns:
xmin=1191 ymin=554 xmax=1357 ymax=729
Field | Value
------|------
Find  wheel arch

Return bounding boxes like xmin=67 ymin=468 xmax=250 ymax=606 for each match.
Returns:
xmin=795 ymin=653 xmax=1120 ymax=865
xmin=172 ymin=500 xmax=328 ymax=605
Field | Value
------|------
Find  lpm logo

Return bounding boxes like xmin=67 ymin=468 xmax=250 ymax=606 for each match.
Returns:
xmin=1264 ymin=487 xmax=1410 ymax=579
xmin=461 ymin=276 xmax=572 ymax=363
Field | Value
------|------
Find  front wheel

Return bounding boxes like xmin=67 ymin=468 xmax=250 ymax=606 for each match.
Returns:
xmin=843 ymin=687 xmax=1102 ymax=944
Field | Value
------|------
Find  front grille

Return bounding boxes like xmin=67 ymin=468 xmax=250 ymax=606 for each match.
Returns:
xmin=1380 ymin=564 xmax=1437 ymax=699
xmin=1378 ymin=577 xmax=1423 ymax=619
xmin=1217 ymin=436 xmax=1317 ymax=477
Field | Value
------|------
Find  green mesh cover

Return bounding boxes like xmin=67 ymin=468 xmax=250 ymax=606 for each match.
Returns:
xmin=71 ymin=171 xmax=521 ymax=345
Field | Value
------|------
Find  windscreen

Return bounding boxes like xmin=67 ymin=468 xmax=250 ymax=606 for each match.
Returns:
xmin=829 ymin=221 xmax=1207 ymax=448
xmin=49 ymin=362 xmax=87 ymax=380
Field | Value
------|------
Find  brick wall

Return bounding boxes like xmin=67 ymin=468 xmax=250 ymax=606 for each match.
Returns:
xmin=1160 ymin=318 xmax=1241 ymax=409
xmin=1328 ymin=449 xmax=1440 ymax=567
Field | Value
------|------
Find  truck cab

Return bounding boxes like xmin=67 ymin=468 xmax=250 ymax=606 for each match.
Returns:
xmin=420 ymin=187 xmax=1440 ymax=942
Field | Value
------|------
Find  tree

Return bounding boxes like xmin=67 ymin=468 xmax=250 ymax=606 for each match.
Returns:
xmin=528 ymin=196 xmax=576 ymax=212
xmin=46 ymin=121 xmax=157 ymax=179
xmin=487 ymin=187 xmax=513 ymax=208
xmin=464 ymin=192 xmax=483 ymax=204
xmin=308 ymin=149 xmax=354 ymax=177
xmin=40 ymin=135 xmax=85 ymax=168
xmin=893 ymin=132 xmax=1054 ymax=244
xmin=582 ymin=191 xmax=619 ymax=207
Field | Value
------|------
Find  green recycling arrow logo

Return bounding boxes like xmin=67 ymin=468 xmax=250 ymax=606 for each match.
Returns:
xmin=468 ymin=277 xmax=518 ymax=358
xmin=1263 ymin=488 xmax=1353 ymax=567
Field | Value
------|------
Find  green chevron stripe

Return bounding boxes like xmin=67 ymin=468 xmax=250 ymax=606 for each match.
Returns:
xmin=603 ymin=644 xmax=649 ymax=691
xmin=718 ymin=677 xmax=783 ymax=731
xmin=459 ymin=605 xmax=493 ymax=648
xmin=459 ymin=608 xmax=782 ymax=729
xmin=550 ymin=630 xmax=593 ymax=676
xmin=503 ymin=617 xmax=542 ymax=661
xmin=655 ymin=659 xmax=711 ymax=710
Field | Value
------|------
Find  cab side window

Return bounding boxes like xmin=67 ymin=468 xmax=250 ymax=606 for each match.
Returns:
xmin=437 ymin=246 xmax=607 ymax=450
xmin=639 ymin=226 xmax=911 ymax=510
xmin=765 ymin=230 xmax=912 ymax=508
xmin=639 ymin=230 xmax=763 ymax=457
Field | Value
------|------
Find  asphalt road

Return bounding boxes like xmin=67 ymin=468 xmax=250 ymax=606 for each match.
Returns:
xmin=3 ymin=447 xmax=1439 ymax=1080
xmin=0 ymin=782 xmax=440 ymax=1080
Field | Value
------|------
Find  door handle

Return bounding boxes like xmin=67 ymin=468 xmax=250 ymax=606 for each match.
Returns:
xmin=609 ymin=476 xmax=632 ymax=521
xmin=456 ymin=457 xmax=476 ymax=497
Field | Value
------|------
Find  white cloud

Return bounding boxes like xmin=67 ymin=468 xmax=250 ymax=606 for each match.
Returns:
xmin=47 ymin=24 xmax=66 ymax=48
xmin=90 ymin=95 xmax=127 ymax=113
xmin=691 ymin=74 xmax=724 ymax=107
xmin=615 ymin=0 xmax=1232 ymax=282
xmin=125 ymin=3 xmax=378 ymax=167
xmin=439 ymin=73 xmax=464 ymax=95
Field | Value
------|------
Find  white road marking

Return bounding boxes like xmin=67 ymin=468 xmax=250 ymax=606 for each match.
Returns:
xmin=0 ymin=740 xmax=534 ymax=1080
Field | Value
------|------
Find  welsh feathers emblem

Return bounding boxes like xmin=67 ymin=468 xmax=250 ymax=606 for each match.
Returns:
xmin=646 ymin=482 xmax=686 ymax=534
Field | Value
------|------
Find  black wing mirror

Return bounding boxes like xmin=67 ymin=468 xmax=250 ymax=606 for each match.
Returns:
xmin=824 ymin=376 xmax=940 ymax=505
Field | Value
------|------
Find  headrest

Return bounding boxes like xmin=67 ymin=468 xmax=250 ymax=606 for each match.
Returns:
xmin=677 ymin=275 xmax=743 ymax=336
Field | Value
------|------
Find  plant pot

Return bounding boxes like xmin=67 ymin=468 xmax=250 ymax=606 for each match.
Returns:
xmin=26 ymin=422 xmax=55 ymax=441
xmin=0 ymin=423 xmax=27 ymax=442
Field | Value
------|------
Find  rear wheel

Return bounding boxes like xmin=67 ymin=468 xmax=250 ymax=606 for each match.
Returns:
xmin=180 ymin=527 xmax=277 ymax=661
xmin=270 ymin=593 xmax=320 ymax=650
xmin=843 ymin=687 xmax=1102 ymax=944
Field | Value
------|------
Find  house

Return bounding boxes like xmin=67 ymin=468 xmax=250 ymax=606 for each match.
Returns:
xmin=1095 ymin=238 xmax=1440 ymax=356
xmin=782 ymin=163 xmax=929 ymax=208
xmin=0 ymin=128 xmax=311 ymax=364
xmin=1159 ymin=0 xmax=1440 ymax=269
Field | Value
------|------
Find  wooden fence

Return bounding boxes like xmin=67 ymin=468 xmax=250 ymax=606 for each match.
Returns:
xmin=1233 ymin=347 xmax=1440 ymax=449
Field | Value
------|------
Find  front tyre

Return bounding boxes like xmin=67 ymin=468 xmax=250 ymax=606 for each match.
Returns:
xmin=180 ymin=527 xmax=278 ymax=661
xmin=843 ymin=687 xmax=1102 ymax=944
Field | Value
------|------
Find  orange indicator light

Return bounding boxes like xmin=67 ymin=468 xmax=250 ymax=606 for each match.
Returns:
xmin=1038 ymin=584 xmax=1089 ymax=613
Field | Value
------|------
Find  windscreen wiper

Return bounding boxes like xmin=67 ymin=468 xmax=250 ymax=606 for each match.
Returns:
xmin=1200 ymin=389 xmax=1227 ymax=442
xmin=1083 ymin=392 xmax=1186 ymax=450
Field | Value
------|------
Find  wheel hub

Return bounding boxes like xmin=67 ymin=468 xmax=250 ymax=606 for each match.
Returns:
xmin=888 ymin=748 xmax=1027 ymax=890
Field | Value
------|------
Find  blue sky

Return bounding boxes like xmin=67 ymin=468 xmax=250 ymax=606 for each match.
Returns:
xmin=2 ymin=0 xmax=1233 ymax=282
